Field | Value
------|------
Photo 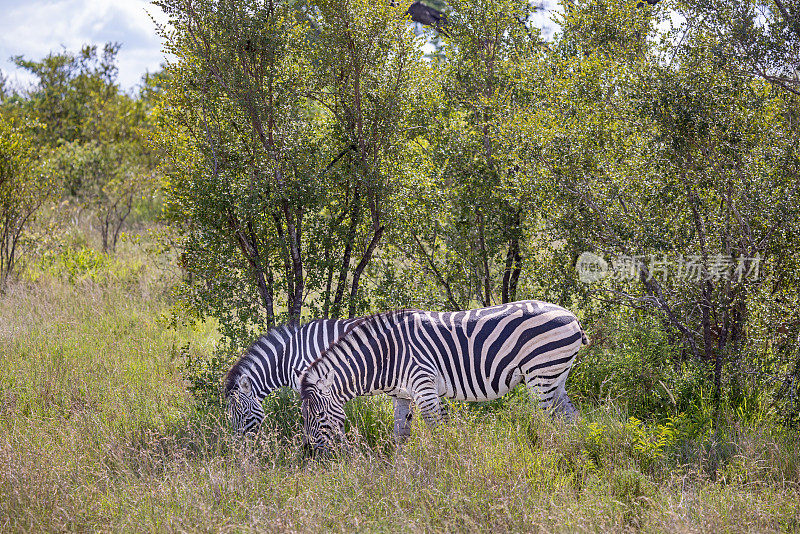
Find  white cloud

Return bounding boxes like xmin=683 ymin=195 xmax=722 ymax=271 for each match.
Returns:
xmin=531 ymin=0 xmax=562 ymax=41
xmin=0 ymin=0 xmax=565 ymax=92
xmin=0 ymin=0 xmax=168 ymax=91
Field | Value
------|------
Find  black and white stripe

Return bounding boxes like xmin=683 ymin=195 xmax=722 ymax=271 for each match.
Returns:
xmin=224 ymin=319 xmax=357 ymax=434
xmin=224 ymin=318 xmax=415 ymax=435
xmin=300 ymin=301 xmax=588 ymax=449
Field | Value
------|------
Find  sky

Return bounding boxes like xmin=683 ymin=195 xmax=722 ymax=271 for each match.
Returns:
xmin=0 ymin=0 xmax=169 ymax=92
xmin=0 ymin=0 xmax=560 ymax=93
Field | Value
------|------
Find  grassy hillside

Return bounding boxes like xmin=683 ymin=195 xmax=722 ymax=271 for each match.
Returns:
xmin=1 ymin=236 xmax=798 ymax=533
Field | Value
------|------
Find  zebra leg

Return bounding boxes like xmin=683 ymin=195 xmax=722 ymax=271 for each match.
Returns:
xmin=412 ymin=382 xmax=443 ymax=427
xmin=524 ymin=358 xmax=578 ymax=420
xmin=550 ymin=353 xmax=580 ymax=421
xmin=552 ymin=390 xmax=578 ymax=421
xmin=392 ymin=397 xmax=414 ymax=442
xmin=439 ymin=397 xmax=451 ymax=423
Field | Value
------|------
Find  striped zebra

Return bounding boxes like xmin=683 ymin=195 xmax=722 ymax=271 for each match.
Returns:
xmin=300 ymin=301 xmax=589 ymax=450
xmin=224 ymin=318 xmax=415 ymax=436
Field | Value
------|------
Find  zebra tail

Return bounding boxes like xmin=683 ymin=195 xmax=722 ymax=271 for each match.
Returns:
xmin=577 ymin=320 xmax=590 ymax=346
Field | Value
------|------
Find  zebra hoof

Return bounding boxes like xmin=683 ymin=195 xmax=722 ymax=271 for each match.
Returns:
xmin=551 ymin=395 xmax=579 ymax=422
xmin=394 ymin=433 xmax=411 ymax=446
xmin=393 ymin=422 xmax=412 ymax=443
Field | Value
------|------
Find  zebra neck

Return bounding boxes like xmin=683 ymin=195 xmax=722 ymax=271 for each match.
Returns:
xmin=285 ymin=318 xmax=359 ymax=391
xmin=315 ymin=315 xmax=406 ymax=402
xmin=322 ymin=357 xmax=395 ymax=404
xmin=246 ymin=331 xmax=296 ymax=399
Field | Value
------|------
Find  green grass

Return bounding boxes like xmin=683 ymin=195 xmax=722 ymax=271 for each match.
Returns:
xmin=1 ymin=237 xmax=799 ymax=532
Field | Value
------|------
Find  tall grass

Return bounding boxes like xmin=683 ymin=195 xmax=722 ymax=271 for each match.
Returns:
xmin=1 ymin=237 xmax=798 ymax=532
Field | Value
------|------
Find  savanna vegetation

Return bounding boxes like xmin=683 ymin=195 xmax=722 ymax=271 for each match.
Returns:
xmin=1 ymin=0 xmax=799 ymax=531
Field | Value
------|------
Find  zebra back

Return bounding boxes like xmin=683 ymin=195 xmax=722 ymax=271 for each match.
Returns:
xmin=300 ymin=301 xmax=588 ymax=405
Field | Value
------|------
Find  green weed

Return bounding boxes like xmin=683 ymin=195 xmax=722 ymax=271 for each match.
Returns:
xmin=1 ymin=236 xmax=798 ymax=532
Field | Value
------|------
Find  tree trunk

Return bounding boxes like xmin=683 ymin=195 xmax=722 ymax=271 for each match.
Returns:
xmin=322 ymin=206 xmax=349 ymax=318
xmin=413 ymin=232 xmax=460 ymax=310
xmin=322 ymin=240 xmax=334 ymax=318
xmin=229 ymin=213 xmax=276 ymax=326
xmin=332 ymin=186 xmax=361 ymax=318
xmin=281 ymin=200 xmax=304 ymax=323
xmin=502 ymin=210 xmax=522 ymax=304
xmin=476 ymin=210 xmax=491 ymax=307
xmin=348 ymin=223 xmax=384 ymax=318
xmin=110 ymin=192 xmax=134 ymax=253
xmin=100 ymin=211 xmax=110 ymax=253
xmin=501 ymin=238 xmax=522 ymax=304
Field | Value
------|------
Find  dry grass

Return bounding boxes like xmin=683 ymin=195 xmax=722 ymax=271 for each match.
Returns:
xmin=1 ymin=242 xmax=799 ymax=533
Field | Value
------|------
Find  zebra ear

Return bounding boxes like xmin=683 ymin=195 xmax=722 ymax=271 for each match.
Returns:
xmin=239 ymin=376 xmax=252 ymax=395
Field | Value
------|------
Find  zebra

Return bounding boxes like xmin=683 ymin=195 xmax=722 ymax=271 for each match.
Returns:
xmin=224 ymin=318 xmax=416 ymax=436
xmin=300 ymin=301 xmax=589 ymax=451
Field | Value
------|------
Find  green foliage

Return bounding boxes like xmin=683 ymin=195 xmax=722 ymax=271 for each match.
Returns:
xmin=558 ymin=0 xmax=656 ymax=58
xmin=383 ymin=0 xmax=543 ymax=309
xmin=10 ymin=44 xmax=159 ymax=254
xmin=47 ymin=140 xmax=155 ymax=251
xmin=685 ymin=0 xmax=800 ymax=98
xmin=570 ymin=308 xmax=703 ymax=418
xmin=31 ymin=236 xmax=146 ymax=289
xmin=12 ymin=43 xmax=122 ymax=145
xmin=521 ymin=0 xmax=800 ymax=430
xmin=41 ymin=243 xmax=109 ymax=283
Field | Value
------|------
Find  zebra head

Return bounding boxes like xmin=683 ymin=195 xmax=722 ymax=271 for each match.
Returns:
xmin=300 ymin=372 xmax=345 ymax=451
xmin=225 ymin=375 xmax=265 ymax=434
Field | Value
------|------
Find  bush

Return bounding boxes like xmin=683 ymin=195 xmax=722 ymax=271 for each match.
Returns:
xmin=179 ymin=342 xmax=232 ymax=408
xmin=573 ymin=306 xmax=713 ymax=422
xmin=35 ymin=237 xmax=143 ymax=287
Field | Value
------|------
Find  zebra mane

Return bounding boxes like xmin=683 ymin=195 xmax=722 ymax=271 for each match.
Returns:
xmin=223 ymin=322 xmax=299 ymax=397
xmin=299 ymin=309 xmax=415 ymax=398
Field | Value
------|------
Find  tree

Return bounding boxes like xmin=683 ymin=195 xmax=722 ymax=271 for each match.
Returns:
xmin=677 ymin=0 xmax=800 ymax=425
xmin=12 ymin=44 xmax=158 ymax=251
xmin=683 ymin=0 xmax=800 ymax=97
xmin=306 ymin=0 xmax=427 ymax=318
xmin=155 ymin=0 xmax=425 ymax=344
xmin=0 ymin=111 xmax=53 ymax=289
xmin=48 ymin=140 xmax=154 ymax=252
xmin=393 ymin=0 xmax=542 ymax=309
xmin=527 ymin=0 xmax=800 ymax=430
xmin=13 ymin=44 xmax=121 ymax=147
